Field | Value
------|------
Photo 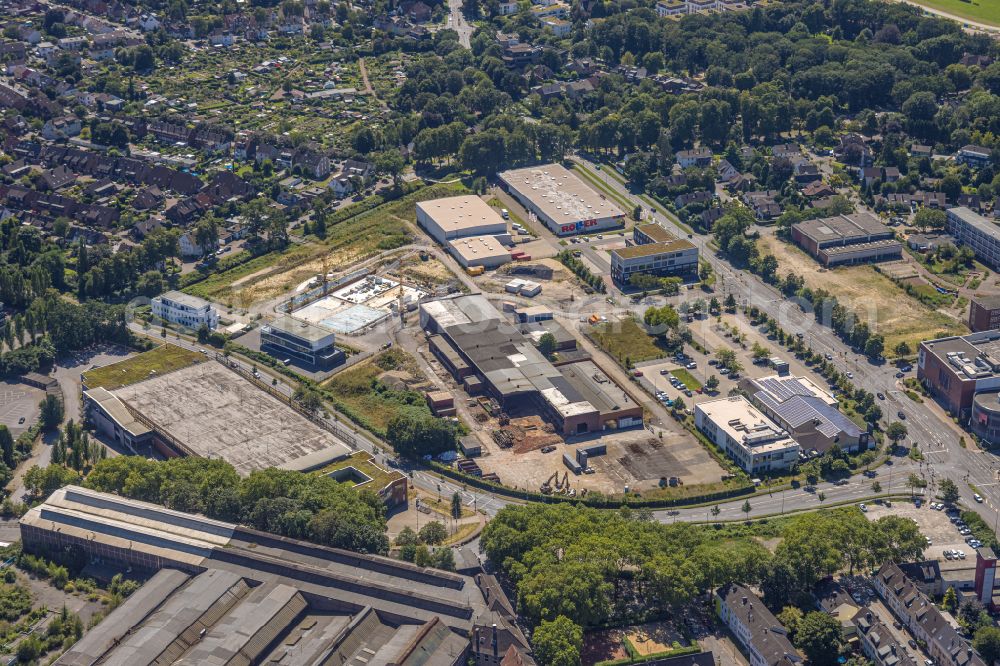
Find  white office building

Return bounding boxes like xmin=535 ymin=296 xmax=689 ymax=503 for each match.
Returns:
xmin=695 ymin=396 xmax=800 ymax=475
xmin=151 ymin=291 xmax=219 ymax=330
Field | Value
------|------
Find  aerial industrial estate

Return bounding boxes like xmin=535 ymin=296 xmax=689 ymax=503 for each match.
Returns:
xmin=2 ymin=0 xmax=1000 ymax=664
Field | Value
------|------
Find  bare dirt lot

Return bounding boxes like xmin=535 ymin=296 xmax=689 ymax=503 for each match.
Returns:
xmin=757 ymin=234 xmax=965 ymax=352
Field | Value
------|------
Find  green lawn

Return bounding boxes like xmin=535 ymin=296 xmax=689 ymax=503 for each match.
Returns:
xmin=82 ymin=344 xmax=205 ymax=390
xmin=671 ymin=369 xmax=702 ymax=390
xmin=589 ymin=318 xmax=667 ymax=364
xmin=906 ymin=0 xmax=1000 ymax=26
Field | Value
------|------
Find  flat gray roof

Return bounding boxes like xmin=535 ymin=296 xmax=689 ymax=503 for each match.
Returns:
xmin=499 ymin=163 xmax=626 ymax=223
xmin=111 ymin=362 xmax=351 ymax=474
xmin=949 ymin=206 xmax=1000 ymax=239
xmin=794 ymin=212 xmax=892 ymax=243
xmin=416 ymin=195 xmax=506 ymax=235
xmin=262 ymin=314 xmax=335 ymax=343
xmin=157 ymin=290 xmax=213 ymax=309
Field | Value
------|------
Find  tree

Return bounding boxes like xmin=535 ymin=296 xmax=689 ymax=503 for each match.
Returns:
xmin=885 ymin=421 xmax=908 ymax=446
xmin=0 ymin=425 xmax=13 ymax=469
xmin=395 ymin=526 xmax=419 ymax=547
xmin=39 ymin=394 xmax=64 ymax=430
xmin=777 ymin=606 xmax=804 ymax=641
xmin=894 ymin=341 xmax=912 ymax=357
xmin=939 ymin=478 xmax=960 ymax=504
xmin=795 ymin=611 xmax=842 ymax=666
xmin=418 ymin=521 xmax=447 ymax=545
xmin=914 ymin=208 xmax=946 ymax=231
xmin=533 ymin=616 xmax=583 ymax=666
xmin=293 ymin=385 xmax=323 ymax=414
xmin=538 ymin=332 xmax=557 ymax=358
xmin=872 ymin=481 xmax=882 ymax=494
xmin=386 ymin=413 xmax=456 ymax=458
xmin=705 ymin=375 xmax=719 ymax=392
xmin=943 ymin=586 xmax=959 ymax=614
xmin=451 ymin=492 xmax=462 ymax=520
xmin=715 ymin=348 xmax=737 ymax=369
xmin=974 ymin=626 xmax=1000 ymax=665
xmin=432 ymin=547 xmax=456 ymax=571
xmin=741 ymin=499 xmax=752 ymax=519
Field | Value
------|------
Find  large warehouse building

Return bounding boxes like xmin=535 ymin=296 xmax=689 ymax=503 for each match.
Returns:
xmin=498 ymin=163 xmax=627 ymax=236
xmin=421 ymin=294 xmax=642 ymax=435
xmin=84 ymin=359 xmax=353 ymax=474
xmin=415 ymin=195 xmax=512 ymax=269
xmin=415 ymin=195 xmax=508 ymax=244
xmin=22 ymin=486 xmax=536 ymax=666
xmin=791 ymin=212 xmax=901 ymax=267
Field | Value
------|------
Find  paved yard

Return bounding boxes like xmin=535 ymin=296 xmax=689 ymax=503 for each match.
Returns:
xmin=0 ymin=381 xmax=43 ymax=437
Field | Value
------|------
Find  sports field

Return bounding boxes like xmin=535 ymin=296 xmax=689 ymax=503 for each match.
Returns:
xmin=901 ymin=0 xmax=1000 ymax=28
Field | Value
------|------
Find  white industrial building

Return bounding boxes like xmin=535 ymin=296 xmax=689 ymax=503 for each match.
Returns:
xmin=448 ymin=235 xmax=512 ymax=269
xmin=151 ymin=291 xmax=219 ymax=330
xmin=415 ymin=195 xmax=508 ymax=245
xmin=498 ymin=163 xmax=627 ymax=236
xmin=694 ymin=396 xmax=800 ymax=475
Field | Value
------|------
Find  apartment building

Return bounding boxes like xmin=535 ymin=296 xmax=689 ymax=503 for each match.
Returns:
xmin=151 ymin=290 xmax=218 ymax=330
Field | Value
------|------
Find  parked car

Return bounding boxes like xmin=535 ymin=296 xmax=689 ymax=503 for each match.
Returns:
xmin=541 ymin=446 xmax=556 ymax=453
xmin=898 ymin=411 xmax=906 ymax=420
xmin=975 ymin=493 xmax=984 ymax=503
xmin=877 ymin=392 xmax=885 ymax=400
xmin=859 ymin=503 xmax=867 ymax=512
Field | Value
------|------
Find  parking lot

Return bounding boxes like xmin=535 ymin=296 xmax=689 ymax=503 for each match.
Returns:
xmin=862 ymin=500 xmax=978 ymax=567
xmin=0 ymin=380 xmax=44 ymax=437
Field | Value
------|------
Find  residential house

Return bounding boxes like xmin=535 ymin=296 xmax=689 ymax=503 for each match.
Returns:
xmin=716 ymin=584 xmax=802 ymax=666
xmin=41 ymin=116 xmax=81 ymax=141
xmin=41 ymin=165 xmax=76 ymax=191
xmin=675 ymin=147 xmax=712 ymax=168
xmin=292 ymin=146 xmax=331 ymax=180
xmin=716 ymin=159 xmax=739 ymax=182
xmin=675 ymin=191 xmax=712 ymax=209
xmin=802 ymin=181 xmax=835 ymax=199
xmin=656 ymin=0 xmax=686 ymax=16
xmin=203 ymin=171 xmax=253 ymax=205
xmin=957 ymin=145 xmax=992 ymax=169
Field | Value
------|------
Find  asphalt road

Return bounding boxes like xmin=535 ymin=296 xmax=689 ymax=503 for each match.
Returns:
xmin=570 ymin=155 xmax=1000 ymax=527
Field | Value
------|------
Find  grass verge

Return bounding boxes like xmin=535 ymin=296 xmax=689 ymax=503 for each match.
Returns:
xmin=671 ymin=369 xmax=702 ymax=390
